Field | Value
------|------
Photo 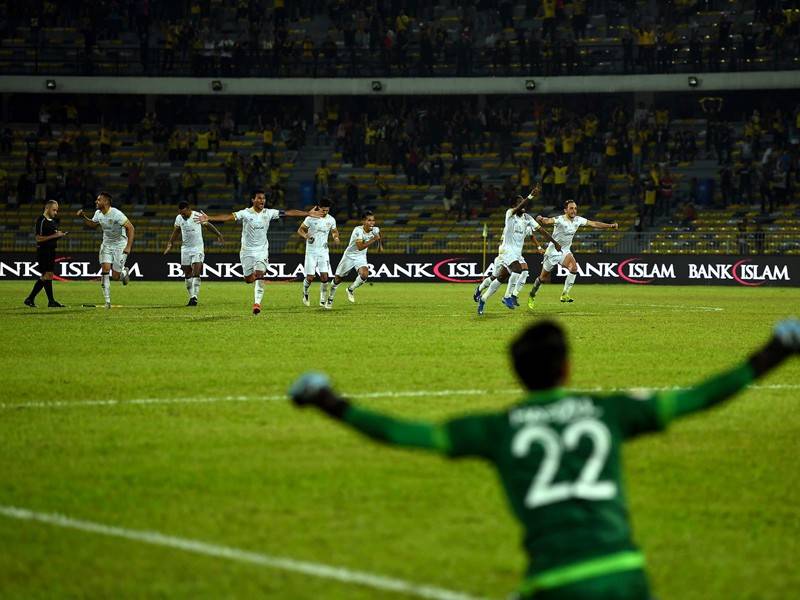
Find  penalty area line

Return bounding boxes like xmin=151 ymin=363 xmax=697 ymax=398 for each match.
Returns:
xmin=0 ymin=505 xmax=490 ymax=600
xmin=1 ymin=384 xmax=798 ymax=411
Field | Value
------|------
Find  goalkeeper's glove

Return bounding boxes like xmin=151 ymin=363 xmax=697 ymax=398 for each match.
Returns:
xmin=288 ymin=372 xmax=349 ymax=418
xmin=774 ymin=318 xmax=800 ymax=352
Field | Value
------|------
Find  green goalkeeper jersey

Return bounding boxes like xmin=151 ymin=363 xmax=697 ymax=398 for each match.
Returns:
xmin=341 ymin=362 xmax=755 ymax=595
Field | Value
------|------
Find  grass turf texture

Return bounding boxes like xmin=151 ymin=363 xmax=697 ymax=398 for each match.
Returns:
xmin=0 ymin=280 xmax=798 ymax=600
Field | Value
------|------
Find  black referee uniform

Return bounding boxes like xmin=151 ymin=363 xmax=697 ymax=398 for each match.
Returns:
xmin=24 ymin=214 xmax=62 ymax=307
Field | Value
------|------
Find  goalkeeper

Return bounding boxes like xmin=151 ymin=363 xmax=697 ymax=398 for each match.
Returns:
xmin=289 ymin=319 xmax=800 ymax=600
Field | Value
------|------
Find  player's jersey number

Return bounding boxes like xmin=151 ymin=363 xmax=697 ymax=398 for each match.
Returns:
xmin=511 ymin=419 xmax=618 ymax=508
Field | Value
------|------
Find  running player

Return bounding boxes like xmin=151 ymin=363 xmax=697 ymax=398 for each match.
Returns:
xmin=76 ymin=192 xmax=134 ymax=309
xmin=25 ymin=199 xmax=67 ymax=308
xmin=163 ymin=201 xmax=224 ymax=306
xmin=297 ymin=198 xmax=339 ymax=308
xmin=327 ymin=211 xmax=380 ymax=308
xmin=474 ymin=209 xmax=551 ymax=309
xmin=196 ymin=190 xmax=322 ymax=315
xmin=529 ymin=200 xmax=617 ymax=307
xmin=289 ymin=319 xmax=800 ymax=600
xmin=477 ymin=187 xmax=560 ymax=316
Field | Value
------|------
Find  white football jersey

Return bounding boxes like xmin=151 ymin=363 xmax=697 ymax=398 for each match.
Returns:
xmin=303 ymin=214 xmax=337 ymax=254
xmin=174 ymin=211 xmax=204 ymax=250
xmin=233 ymin=207 xmax=281 ymax=254
xmin=342 ymin=225 xmax=380 ymax=258
xmin=547 ymin=214 xmax=588 ymax=253
xmin=92 ymin=207 xmax=129 ymax=245
xmin=502 ymin=209 xmax=539 ymax=255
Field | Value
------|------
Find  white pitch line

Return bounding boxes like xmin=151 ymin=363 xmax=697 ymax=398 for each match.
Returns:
xmin=0 ymin=389 xmax=496 ymax=410
xmin=1 ymin=384 xmax=798 ymax=411
xmin=0 ymin=505 xmax=489 ymax=600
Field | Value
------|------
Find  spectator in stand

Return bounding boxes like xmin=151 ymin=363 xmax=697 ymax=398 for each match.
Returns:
xmin=315 ymin=159 xmax=331 ymax=199
xmin=346 ymin=176 xmax=361 ymax=220
xmin=195 ymin=129 xmax=210 ymax=162
xmin=182 ymin=166 xmax=201 ymax=204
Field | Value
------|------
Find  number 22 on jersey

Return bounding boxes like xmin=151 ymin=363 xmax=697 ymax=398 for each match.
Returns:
xmin=511 ymin=419 xmax=618 ymax=509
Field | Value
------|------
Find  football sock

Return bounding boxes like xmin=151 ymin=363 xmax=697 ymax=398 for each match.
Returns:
xmin=482 ymin=278 xmax=502 ymax=301
xmin=329 ymin=282 xmax=339 ymax=299
xmin=504 ymin=272 xmax=520 ymax=298
xmin=43 ymin=280 xmax=55 ymax=302
xmin=28 ymin=279 xmax=44 ymax=300
xmin=303 ymin=279 xmax=311 ymax=294
xmin=254 ymin=279 xmax=265 ymax=304
xmin=530 ymin=276 xmax=542 ymax=297
xmin=350 ymin=275 xmax=367 ymax=290
xmin=563 ymin=272 xmax=577 ymax=295
xmin=101 ymin=273 xmax=111 ymax=303
xmin=320 ymin=281 xmax=329 ymax=301
xmin=478 ymin=277 xmax=492 ymax=292
xmin=514 ymin=270 xmax=529 ymax=296
xmin=185 ymin=277 xmax=192 ymax=298
xmin=192 ymin=277 xmax=201 ymax=298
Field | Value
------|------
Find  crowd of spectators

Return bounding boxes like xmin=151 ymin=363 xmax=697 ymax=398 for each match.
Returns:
xmin=320 ymin=95 xmax=800 ymax=222
xmin=3 ymin=1 xmax=800 ymax=76
xmin=0 ymin=98 xmax=308 ymax=207
xmin=2 ymin=95 xmax=799 ymax=231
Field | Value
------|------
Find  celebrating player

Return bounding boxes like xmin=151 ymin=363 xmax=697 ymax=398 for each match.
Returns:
xmin=297 ymin=198 xmax=339 ymax=308
xmin=163 ymin=201 xmax=224 ymax=306
xmin=196 ymin=190 xmax=322 ymax=315
xmin=474 ymin=220 xmax=549 ymax=311
xmin=327 ymin=211 xmax=380 ymax=308
xmin=24 ymin=199 xmax=67 ymax=308
xmin=76 ymin=192 xmax=134 ymax=309
xmin=289 ymin=319 xmax=800 ymax=600
xmin=529 ymin=200 xmax=617 ymax=307
xmin=476 ymin=187 xmax=560 ymax=316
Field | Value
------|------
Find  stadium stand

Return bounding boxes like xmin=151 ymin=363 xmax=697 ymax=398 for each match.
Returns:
xmin=1 ymin=90 xmax=799 ymax=255
xmin=1 ymin=1 xmax=799 ymax=76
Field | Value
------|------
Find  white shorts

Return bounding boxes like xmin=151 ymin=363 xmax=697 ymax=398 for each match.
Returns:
xmin=335 ymin=254 xmax=368 ymax=277
xmin=499 ymin=250 xmax=525 ymax=270
xmin=99 ymin=243 xmax=127 ymax=272
xmin=304 ymin=253 xmax=331 ymax=277
xmin=240 ymin=251 xmax=268 ymax=277
xmin=542 ymin=248 xmax=572 ymax=272
xmin=181 ymin=247 xmax=205 ymax=266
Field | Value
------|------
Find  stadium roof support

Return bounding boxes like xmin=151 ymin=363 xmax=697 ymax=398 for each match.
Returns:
xmin=3 ymin=71 xmax=800 ymax=95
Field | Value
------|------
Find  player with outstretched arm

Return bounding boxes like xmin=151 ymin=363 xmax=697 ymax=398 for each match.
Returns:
xmin=289 ymin=318 xmax=800 ymax=600
xmin=196 ymin=190 xmax=322 ymax=315
xmin=529 ymin=200 xmax=617 ymax=307
xmin=76 ymin=192 xmax=134 ymax=309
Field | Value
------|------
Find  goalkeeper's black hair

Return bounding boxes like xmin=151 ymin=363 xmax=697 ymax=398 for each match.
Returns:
xmin=511 ymin=321 xmax=568 ymax=390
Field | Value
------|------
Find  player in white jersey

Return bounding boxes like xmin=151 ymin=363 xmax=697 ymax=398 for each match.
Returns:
xmin=473 ymin=218 xmax=548 ymax=306
xmin=529 ymin=199 xmax=618 ymax=307
xmin=76 ymin=192 xmax=135 ymax=308
xmin=297 ymin=198 xmax=339 ymax=309
xmin=163 ymin=201 xmax=224 ymax=306
xmin=196 ymin=190 xmax=322 ymax=315
xmin=476 ymin=187 xmax=560 ymax=316
xmin=327 ymin=211 xmax=381 ymax=308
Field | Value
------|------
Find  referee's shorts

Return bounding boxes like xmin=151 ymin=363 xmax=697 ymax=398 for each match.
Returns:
xmin=37 ymin=246 xmax=56 ymax=274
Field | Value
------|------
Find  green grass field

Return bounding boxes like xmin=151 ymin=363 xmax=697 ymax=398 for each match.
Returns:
xmin=0 ymin=280 xmax=798 ymax=600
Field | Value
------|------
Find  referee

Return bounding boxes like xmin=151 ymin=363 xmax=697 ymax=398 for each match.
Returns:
xmin=24 ymin=199 xmax=66 ymax=308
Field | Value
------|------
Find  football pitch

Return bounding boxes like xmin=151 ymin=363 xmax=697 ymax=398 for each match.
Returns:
xmin=1 ymin=280 xmax=798 ymax=599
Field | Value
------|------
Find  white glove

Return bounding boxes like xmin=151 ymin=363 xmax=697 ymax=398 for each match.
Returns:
xmin=774 ymin=318 xmax=800 ymax=352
